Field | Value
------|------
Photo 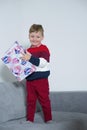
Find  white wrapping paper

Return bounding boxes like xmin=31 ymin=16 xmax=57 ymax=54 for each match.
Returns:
xmin=1 ymin=41 xmax=36 ymax=81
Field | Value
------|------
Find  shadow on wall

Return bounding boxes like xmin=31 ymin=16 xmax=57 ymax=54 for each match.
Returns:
xmin=1 ymin=65 xmax=17 ymax=82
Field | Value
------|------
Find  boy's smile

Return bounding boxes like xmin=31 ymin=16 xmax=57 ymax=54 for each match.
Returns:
xmin=29 ymin=31 xmax=44 ymax=47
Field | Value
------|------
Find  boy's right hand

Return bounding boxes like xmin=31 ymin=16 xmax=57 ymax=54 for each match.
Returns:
xmin=20 ymin=51 xmax=31 ymax=61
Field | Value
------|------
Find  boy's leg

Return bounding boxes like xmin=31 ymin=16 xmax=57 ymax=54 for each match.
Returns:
xmin=36 ymin=78 xmax=52 ymax=122
xmin=26 ymin=81 xmax=37 ymax=122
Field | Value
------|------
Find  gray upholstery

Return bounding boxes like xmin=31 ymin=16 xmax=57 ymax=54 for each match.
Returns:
xmin=50 ymin=91 xmax=87 ymax=113
xmin=0 ymin=120 xmax=83 ymax=130
xmin=0 ymin=82 xmax=26 ymax=123
xmin=0 ymin=82 xmax=87 ymax=130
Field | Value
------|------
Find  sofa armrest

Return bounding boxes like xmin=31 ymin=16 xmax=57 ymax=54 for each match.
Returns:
xmin=50 ymin=91 xmax=87 ymax=114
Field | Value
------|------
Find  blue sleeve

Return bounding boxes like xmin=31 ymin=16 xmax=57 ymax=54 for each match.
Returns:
xmin=29 ymin=55 xmax=40 ymax=66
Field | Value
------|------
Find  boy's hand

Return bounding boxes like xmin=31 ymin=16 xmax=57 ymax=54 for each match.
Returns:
xmin=21 ymin=51 xmax=31 ymax=61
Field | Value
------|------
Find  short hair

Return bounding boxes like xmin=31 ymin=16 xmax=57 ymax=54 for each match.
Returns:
xmin=29 ymin=24 xmax=44 ymax=36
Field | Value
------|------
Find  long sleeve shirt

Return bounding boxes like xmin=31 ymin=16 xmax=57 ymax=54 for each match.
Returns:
xmin=26 ymin=44 xmax=50 ymax=80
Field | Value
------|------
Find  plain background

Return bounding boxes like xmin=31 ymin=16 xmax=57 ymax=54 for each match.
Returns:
xmin=0 ymin=0 xmax=87 ymax=91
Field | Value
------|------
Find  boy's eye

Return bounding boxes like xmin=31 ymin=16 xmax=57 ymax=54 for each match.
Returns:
xmin=37 ymin=36 xmax=40 ymax=38
xmin=31 ymin=35 xmax=34 ymax=38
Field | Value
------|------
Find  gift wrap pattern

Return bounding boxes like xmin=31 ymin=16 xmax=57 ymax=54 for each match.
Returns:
xmin=1 ymin=41 xmax=36 ymax=81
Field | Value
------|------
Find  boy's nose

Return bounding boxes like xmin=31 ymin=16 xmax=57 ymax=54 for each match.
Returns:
xmin=33 ymin=38 xmax=37 ymax=42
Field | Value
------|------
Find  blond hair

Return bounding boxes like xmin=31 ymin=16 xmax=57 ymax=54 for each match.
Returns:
xmin=29 ymin=24 xmax=44 ymax=36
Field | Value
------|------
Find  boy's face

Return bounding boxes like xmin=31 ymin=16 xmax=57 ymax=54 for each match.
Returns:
xmin=29 ymin=31 xmax=44 ymax=47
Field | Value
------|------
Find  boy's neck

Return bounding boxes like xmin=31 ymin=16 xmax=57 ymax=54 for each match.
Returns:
xmin=31 ymin=43 xmax=42 ymax=48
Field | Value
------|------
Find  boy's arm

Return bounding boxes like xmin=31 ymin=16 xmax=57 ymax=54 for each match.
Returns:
xmin=29 ymin=55 xmax=48 ymax=68
xmin=21 ymin=51 xmax=49 ymax=68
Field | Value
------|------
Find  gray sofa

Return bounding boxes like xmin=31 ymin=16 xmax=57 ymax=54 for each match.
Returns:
xmin=0 ymin=81 xmax=87 ymax=130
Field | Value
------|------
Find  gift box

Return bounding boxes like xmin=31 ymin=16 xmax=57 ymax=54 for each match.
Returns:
xmin=1 ymin=41 xmax=36 ymax=81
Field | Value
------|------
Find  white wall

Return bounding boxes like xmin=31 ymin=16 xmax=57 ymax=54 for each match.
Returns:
xmin=0 ymin=0 xmax=87 ymax=91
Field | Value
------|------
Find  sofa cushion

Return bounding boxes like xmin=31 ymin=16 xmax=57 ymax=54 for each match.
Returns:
xmin=0 ymin=82 xmax=26 ymax=123
xmin=52 ymin=111 xmax=87 ymax=122
xmin=0 ymin=111 xmax=87 ymax=130
xmin=0 ymin=120 xmax=83 ymax=130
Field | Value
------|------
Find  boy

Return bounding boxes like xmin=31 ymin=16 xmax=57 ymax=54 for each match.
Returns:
xmin=21 ymin=24 xmax=52 ymax=123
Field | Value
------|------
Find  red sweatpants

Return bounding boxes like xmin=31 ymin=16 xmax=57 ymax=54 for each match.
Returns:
xmin=26 ymin=78 xmax=52 ymax=122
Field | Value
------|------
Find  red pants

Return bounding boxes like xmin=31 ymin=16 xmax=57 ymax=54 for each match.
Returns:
xmin=26 ymin=78 xmax=52 ymax=122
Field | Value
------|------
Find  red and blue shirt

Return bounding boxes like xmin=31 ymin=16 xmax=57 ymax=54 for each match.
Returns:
xmin=26 ymin=44 xmax=50 ymax=80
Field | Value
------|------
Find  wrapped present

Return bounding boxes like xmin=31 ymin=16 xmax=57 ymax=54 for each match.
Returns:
xmin=1 ymin=41 xmax=36 ymax=81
